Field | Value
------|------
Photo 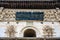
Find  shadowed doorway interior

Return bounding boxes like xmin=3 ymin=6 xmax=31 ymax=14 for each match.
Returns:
xmin=24 ymin=29 xmax=36 ymax=37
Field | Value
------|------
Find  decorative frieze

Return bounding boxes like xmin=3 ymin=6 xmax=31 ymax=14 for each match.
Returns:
xmin=0 ymin=8 xmax=60 ymax=22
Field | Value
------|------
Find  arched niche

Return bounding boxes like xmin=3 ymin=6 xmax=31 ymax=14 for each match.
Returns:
xmin=24 ymin=29 xmax=36 ymax=37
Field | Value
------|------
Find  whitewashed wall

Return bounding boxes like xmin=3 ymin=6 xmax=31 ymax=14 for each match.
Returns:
xmin=0 ymin=22 xmax=60 ymax=37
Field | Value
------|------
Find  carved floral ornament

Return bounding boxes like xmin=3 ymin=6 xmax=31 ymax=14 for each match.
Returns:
xmin=42 ymin=25 xmax=55 ymax=37
xmin=5 ymin=25 xmax=17 ymax=37
xmin=43 ymin=25 xmax=54 ymax=33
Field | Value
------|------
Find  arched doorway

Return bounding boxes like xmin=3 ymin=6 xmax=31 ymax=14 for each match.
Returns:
xmin=24 ymin=29 xmax=36 ymax=37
